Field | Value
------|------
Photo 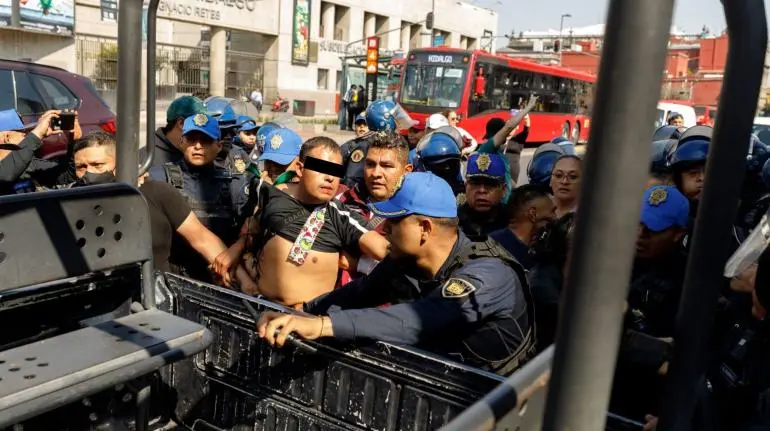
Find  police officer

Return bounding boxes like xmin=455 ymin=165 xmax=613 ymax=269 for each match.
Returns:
xmin=147 ymin=113 xmax=247 ymax=283
xmin=527 ymin=143 xmax=565 ymax=186
xmin=415 ymin=126 xmax=465 ymax=197
xmin=649 ymin=138 xmax=677 ymax=187
xmin=256 ymin=172 xmax=536 ymax=375
xmin=234 ymin=115 xmax=259 ymax=153
xmin=340 ymin=100 xmax=402 ymax=189
xmin=142 ymin=95 xmax=206 ymax=168
xmin=204 ymin=97 xmax=252 ymax=178
xmin=736 ymin=137 xmax=770 ymax=240
xmin=668 ymin=125 xmax=711 ymax=216
xmin=458 ymin=152 xmax=508 ymax=237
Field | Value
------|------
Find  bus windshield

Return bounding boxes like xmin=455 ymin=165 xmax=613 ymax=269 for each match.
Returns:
xmin=401 ymin=63 xmax=467 ymax=108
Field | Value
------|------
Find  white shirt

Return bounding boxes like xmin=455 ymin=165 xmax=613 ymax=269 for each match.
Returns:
xmin=250 ymin=90 xmax=263 ymax=103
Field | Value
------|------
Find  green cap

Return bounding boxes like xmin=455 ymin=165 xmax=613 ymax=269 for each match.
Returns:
xmin=166 ymin=96 xmax=206 ymax=124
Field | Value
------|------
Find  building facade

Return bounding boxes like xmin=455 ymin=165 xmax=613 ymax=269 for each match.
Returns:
xmin=0 ymin=0 xmax=497 ymax=115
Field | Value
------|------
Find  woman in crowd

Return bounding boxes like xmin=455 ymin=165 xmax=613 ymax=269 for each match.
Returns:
xmin=550 ymin=155 xmax=583 ymax=218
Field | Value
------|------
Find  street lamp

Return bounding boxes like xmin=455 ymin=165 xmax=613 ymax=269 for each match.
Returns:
xmin=559 ymin=13 xmax=572 ymax=65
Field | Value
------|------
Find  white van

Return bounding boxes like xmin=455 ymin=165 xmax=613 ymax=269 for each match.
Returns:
xmin=655 ymin=102 xmax=697 ymax=128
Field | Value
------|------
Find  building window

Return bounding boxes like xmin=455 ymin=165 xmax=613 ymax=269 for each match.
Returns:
xmin=318 ymin=68 xmax=329 ymax=90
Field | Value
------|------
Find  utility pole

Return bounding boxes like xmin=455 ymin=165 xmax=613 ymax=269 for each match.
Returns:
xmin=559 ymin=13 xmax=572 ymax=65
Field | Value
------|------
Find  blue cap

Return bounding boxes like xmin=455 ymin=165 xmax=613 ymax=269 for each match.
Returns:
xmin=466 ymin=152 xmax=506 ymax=182
xmin=370 ymin=172 xmax=458 ymax=219
xmin=640 ymin=185 xmax=689 ymax=232
xmin=237 ymin=115 xmax=259 ymax=132
xmin=354 ymin=113 xmax=367 ymax=124
xmin=258 ymin=128 xmax=302 ymax=165
xmin=182 ymin=113 xmax=221 ymax=141
xmin=0 ymin=109 xmax=26 ymax=131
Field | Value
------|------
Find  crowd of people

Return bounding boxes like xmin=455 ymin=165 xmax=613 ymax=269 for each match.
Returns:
xmin=3 ymin=93 xmax=770 ymax=429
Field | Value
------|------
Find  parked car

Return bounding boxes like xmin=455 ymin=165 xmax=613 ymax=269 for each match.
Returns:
xmin=0 ymin=60 xmax=116 ymax=159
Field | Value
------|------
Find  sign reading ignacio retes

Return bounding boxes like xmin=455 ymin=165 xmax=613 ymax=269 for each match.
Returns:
xmin=158 ymin=0 xmax=277 ymax=33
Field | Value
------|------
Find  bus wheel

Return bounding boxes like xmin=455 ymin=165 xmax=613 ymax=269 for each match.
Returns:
xmin=571 ymin=123 xmax=581 ymax=143
xmin=561 ymin=122 xmax=570 ymax=139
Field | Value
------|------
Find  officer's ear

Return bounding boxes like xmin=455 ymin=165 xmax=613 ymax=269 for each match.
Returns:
xmin=526 ymin=206 xmax=538 ymax=223
xmin=404 ymin=163 xmax=414 ymax=173
xmin=294 ymin=159 xmax=304 ymax=178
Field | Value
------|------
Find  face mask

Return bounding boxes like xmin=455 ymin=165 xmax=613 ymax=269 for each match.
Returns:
xmin=76 ymin=171 xmax=116 ymax=186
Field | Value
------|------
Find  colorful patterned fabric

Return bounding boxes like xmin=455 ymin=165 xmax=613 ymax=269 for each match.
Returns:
xmin=287 ymin=206 xmax=327 ymax=265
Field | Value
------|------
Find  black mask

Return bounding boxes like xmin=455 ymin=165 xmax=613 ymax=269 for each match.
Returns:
xmin=76 ymin=171 xmax=116 ymax=186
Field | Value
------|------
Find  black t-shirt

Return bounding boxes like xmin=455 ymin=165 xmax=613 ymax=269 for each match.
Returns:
xmin=245 ymin=180 xmax=368 ymax=254
xmin=489 ymin=228 xmax=535 ymax=270
xmin=141 ymin=180 xmax=191 ymax=272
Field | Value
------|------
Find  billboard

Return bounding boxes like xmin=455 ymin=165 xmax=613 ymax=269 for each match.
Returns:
xmin=0 ymin=0 xmax=74 ymax=35
xmin=290 ymin=0 xmax=310 ymax=66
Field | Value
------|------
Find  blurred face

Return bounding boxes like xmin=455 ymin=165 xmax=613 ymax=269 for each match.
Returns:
xmin=355 ymin=121 xmax=369 ymax=137
xmin=636 ymin=224 xmax=683 ymax=259
xmin=298 ymin=147 xmax=343 ymax=204
xmin=446 ymin=111 xmax=459 ymax=126
xmin=364 ymin=147 xmax=412 ymax=202
xmin=407 ymin=127 xmax=425 ymax=147
xmin=680 ymin=165 xmax=705 ymax=201
xmin=527 ymin=196 xmax=558 ymax=235
xmin=382 ymin=215 xmax=428 ymax=261
xmin=465 ymin=177 xmax=504 ymax=212
xmin=74 ymin=146 xmax=116 ymax=178
xmin=182 ymin=131 xmax=222 ymax=167
xmin=550 ymin=158 xmax=582 ymax=203
xmin=239 ymin=129 xmax=257 ymax=148
xmin=670 ymin=116 xmax=684 ymax=127
xmin=264 ymin=159 xmax=295 ymax=181
xmin=426 ymin=159 xmax=461 ymax=184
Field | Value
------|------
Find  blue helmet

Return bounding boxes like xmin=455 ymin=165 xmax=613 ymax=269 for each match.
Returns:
xmin=416 ymin=131 xmax=461 ymax=165
xmin=365 ymin=100 xmax=399 ymax=132
xmin=669 ymin=138 xmax=710 ymax=169
xmin=653 ymin=125 xmax=687 ymax=142
xmin=528 ymin=143 xmax=565 ymax=185
xmin=256 ymin=122 xmax=285 ymax=153
xmin=551 ymin=137 xmax=577 ymax=155
xmin=651 ymin=139 xmax=677 ymax=174
xmin=204 ymin=97 xmax=238 ymax=129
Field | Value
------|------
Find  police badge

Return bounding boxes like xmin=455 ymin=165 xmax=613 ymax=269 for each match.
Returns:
xmin=648 ymin=188 xmax=668 ymax=206
xmin=476 ymin=153 xmax=492 ymax=172
xmin=350 ymin=149 xmax=364 ymax=163
xmin=456 ymin=193 xmax=467 ymax=206
xmin=270 ymin=133 xmax=283 ymax=150
xmin=193 ymin=113 xmax=208 ymax=126
xmin=441 ymin=278 xmax=476 ymax=298
xmin=233 ymin=158 xmax=246 ymax=173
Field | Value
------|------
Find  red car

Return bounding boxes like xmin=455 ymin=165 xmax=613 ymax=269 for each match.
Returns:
xmin=0 ymin=60 xmax=116 ymax=159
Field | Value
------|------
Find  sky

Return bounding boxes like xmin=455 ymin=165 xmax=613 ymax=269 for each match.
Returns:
xmin=480 ymin=0 xmax=754 ymax=44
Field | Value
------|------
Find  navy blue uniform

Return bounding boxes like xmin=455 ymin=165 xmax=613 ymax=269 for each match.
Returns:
xmin=307 ymin=233 xmax=534 ymax=375
xmin=340 ymin=134 xmax=372 ymax=189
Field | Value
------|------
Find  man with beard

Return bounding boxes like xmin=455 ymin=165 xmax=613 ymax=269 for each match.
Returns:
xmin=256 ymin=172 xmax=536 ymax=376
xmin=458 ymin=152 xmax=508 ymax=237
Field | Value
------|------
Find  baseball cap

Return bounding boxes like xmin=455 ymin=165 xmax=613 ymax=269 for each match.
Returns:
xmin=370 ymin=172 xmax=458 ymax=219
xmin=167 ymin=96 xmax=206 ymax=124
xmin=640 ymin=185 xmax=689 ymax=232
xmin=258 ymin=128 xmax=302 ymax=165
xmin=182 ymin=113 xmax=221 ymax=141
xmin=0 ymin=109 xmax=33 ymax=132
xmin=237 ymin=115 xmax=259 ymax=132
xmin=354 ymin=113 xmax=367 ymax=124
xmin=427 ymin=113 xmax=449 ymax=130
xmin=410 ymin=118 xmax=425 ymax=131
xmin=466 ymin=152 xmax=506 ymax=182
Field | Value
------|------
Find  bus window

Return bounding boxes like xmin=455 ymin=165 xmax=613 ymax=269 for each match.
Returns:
xmin=401 ymin=62 xmax=468 ymax=109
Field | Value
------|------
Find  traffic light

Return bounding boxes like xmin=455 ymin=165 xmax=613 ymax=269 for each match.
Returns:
xmin=426 ymin=12 xmax=434 ymax=30
xmin=554 ymin=40 xmax=561 ymax=52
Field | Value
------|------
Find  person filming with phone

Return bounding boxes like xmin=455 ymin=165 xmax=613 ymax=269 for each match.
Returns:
xmin=0 ymin=108 xmax=82 ymax=195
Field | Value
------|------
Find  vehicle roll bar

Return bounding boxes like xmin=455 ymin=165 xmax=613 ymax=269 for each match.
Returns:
xmin=139 ymin=0 xmax=160 ymax=176
xmin=442 ymin=0 xmax=677 ymax=428
xmin=658 ymin=1 xmax=768 ymax=429
xmin=116 ymin=0 xmax=143 ymax=184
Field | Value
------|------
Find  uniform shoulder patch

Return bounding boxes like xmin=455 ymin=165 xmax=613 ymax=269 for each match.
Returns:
xmin=350 ymin=148 xmax=365 ymax=163
xmin=441 ymin=278 xmax=477 ymax=298
xmin=233 ymin=158 xmax=246 ymax=173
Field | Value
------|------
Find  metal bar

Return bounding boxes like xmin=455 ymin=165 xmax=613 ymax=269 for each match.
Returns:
xmin=116 ymin=0 xmax=143 ymax=184
xmin=658 ymin=1 xmax=768 ymax=429
xmin=541 ymin=0 xmax=675 ymax=429
xmin=134 ymin=383 xmax=151 ymax=431
xmin=139 ymin=0 xmax=160 ymax=176
xmin=10 ymin=0 xmax=19 ymax=27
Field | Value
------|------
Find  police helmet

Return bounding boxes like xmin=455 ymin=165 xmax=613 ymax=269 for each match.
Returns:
xmin=678 ymin=125 xmax=713 ymax=143
xmin=651 ymin=139 xmax=677 ymax=174
xmin=365 ymin=100 xmax=399 ymax=132
xmin=204 ymin=97 xmax=239 ymax=129
xmin=551 ymin=136 xmax=577 ymax=155
xmin=668 ymin=125 xmax=712 ymax=171
xmin=652 ymin=125 xmax=687 ymax=142
xmin=416 ymin=131 xmax=462 ymax=165
xmin=527 ymin=143 xmax=565 ymax=185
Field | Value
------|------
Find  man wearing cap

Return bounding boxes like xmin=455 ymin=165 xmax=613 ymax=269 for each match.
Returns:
xmin=0 ymin=109 xmax=67 ymax=193
xmin=353 ymin=113 xmax=369 ymax=137
xmin=255 ymin=172 xmax=536 ymax=375
xmin=405 ymin=119 xmax=425 ymax=165
xmin=458 ymin=152 xmax=508 ymax=237
xmin=142 ymin=95 xmax=207 ymax=168
xmin=147 ymin=112 xmax=249 ymax=283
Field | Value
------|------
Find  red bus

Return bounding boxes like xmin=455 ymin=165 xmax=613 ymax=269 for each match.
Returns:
xmin=398 ymin=48 xmax=596 ymax=143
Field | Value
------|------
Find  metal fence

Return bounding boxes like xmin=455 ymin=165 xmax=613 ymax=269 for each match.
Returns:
xmin=76 ymin=36 xmax=264 ymax=107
